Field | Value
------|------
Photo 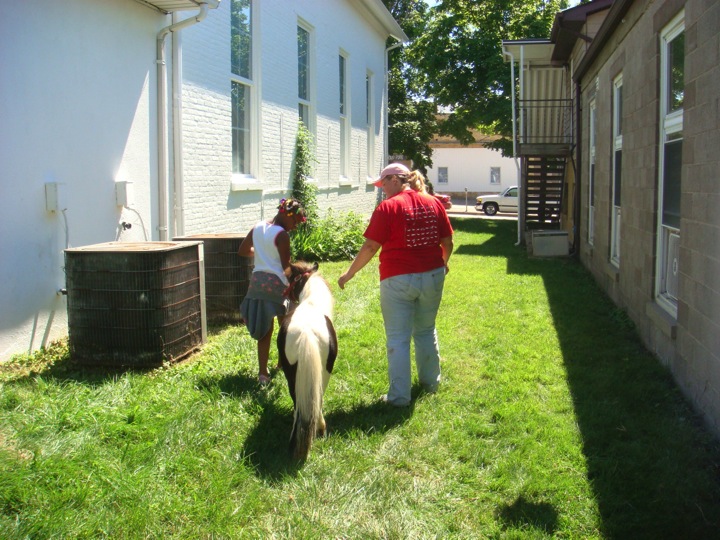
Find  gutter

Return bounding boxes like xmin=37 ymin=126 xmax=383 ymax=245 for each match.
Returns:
xmin=156 ymin=3 xmax=209 ymax=240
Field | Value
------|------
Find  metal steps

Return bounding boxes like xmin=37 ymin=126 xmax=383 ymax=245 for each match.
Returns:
xmin=524 ymin=156 xmax=565 ymax=228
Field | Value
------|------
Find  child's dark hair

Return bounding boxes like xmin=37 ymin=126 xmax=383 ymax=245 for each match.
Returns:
xmin=277 ymin=198 xmax=306 ymax=220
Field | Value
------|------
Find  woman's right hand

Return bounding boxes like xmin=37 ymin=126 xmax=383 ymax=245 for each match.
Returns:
xmin=337 ymin=272 xmax=352 ymax=290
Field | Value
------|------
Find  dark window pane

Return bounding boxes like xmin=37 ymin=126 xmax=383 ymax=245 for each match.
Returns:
xmin=669 ymin=32 xmax=684 ymax=112
xmin=366 ymin=75 xmax=370 ymax=125
xmin=616 ymin=84 xmax=622 ymax=135
xmin=232 ymin=82 xmax=249 ymax=174
xmin=614 ymin=150 xmax=622 ymax=206
xmin=231 ymin=0 xmax=251 ymax=78
xmin=663 ymin=139 xmax=682 ymax=228
xmin=298 ymin=27 xmax=309 ymax=100
xmin=339 ymin=55 xmax=345 ymax=115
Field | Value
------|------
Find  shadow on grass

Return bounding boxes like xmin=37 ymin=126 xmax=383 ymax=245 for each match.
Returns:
xmin=497 ymin=495 xmax=559 ymax=535
xmin=0 ymin=354 xmax=155 ymax=387
xmin=207 ymin=371 xmax=416 ymax=481
xmin=450 ymin=216 xmax=720 ymax=538
xmin=2 ymin=323 xmax=236 ymax=387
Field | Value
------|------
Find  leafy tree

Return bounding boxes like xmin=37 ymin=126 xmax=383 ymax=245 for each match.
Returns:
xmin=385 ymin=0 xmax=566 ymax=157
xmin=383 ymin=1 xmax=438 ymax=171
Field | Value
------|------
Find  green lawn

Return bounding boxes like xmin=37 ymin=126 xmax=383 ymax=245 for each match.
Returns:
xmin=2 ymin=217 xmax=720 ymax=538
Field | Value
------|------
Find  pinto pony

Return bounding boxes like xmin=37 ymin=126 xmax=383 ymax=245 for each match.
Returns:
xmin=277 ymin=261 xmax=338 ymax=460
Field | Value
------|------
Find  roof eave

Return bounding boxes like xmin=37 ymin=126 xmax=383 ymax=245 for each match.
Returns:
xmin=574 ymin=0 xmax=634 ymax=82
xmin=133 ymin=0 xmax=220 ymax=15
xmin=357 ymin=0 xmax=409 ymax=43
xmin=550 ymin=0 xmax=614 ymax=65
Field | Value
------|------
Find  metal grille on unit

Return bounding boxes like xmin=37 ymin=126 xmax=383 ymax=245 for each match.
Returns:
xmin=64 ymin=241 xmax=206 ymax=367
xmin=173 ymin=234 xmax=253 ymax=324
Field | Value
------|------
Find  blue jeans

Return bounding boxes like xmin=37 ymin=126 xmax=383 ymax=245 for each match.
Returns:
xmin=379 ymin=267 xmax=445 ymax=406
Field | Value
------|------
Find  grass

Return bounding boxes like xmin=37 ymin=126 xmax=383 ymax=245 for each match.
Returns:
xmin=2 ymin=217 xmax=720 ymax=538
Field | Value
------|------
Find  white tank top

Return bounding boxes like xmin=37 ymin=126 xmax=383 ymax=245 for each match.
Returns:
xmin=251 ymin=221 xmax=289 ymax=285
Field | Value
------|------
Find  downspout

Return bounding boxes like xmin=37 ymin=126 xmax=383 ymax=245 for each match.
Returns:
xmin=504 ymin=49 xmax=522 ymax=246
xmin=156 ymin=3 xmax=209 ymax=240
xmin=172 ymin=15 xmax=185 ymax=237
xmin=384 ymin=40 xmax=402 ymax=165
xmin=571 ymin=79 xmax=582 ymax=257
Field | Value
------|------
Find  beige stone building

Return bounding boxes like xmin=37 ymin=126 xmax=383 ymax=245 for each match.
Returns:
xmin=503 ymin=0 xmax=720 ymax=436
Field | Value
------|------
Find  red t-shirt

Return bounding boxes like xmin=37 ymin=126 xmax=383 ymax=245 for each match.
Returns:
xmin=364 ymin=190 xmax=453 ymax=281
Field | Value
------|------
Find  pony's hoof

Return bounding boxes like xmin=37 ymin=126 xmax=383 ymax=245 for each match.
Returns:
xmin=258 ymin=374 xmax=271 ymax=386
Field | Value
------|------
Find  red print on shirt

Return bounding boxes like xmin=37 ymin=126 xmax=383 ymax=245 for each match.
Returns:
xmin=404 ymin=203 xmax=439 ymax=248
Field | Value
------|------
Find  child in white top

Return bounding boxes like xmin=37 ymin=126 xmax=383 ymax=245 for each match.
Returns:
xmin=238 ymin=198 xmax=306 ymax=384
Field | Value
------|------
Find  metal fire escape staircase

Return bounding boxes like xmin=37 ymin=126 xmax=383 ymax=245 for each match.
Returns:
xmin=503 ymin=41 xmax=573 ymax=237
xmin=518 ymin=83 xmax=572 ymax=231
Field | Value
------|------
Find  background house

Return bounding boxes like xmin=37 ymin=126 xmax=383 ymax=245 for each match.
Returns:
xmin=425 ymin=132 xmax=519 ymax=201
xmin=504 ymin=0 xmax=720 ymax=436
xmin=0 ymin=0 xmax=405 ymax=361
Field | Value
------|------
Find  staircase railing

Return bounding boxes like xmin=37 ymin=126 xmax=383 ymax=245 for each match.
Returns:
xmin=520 ymin=99 xmax=573 ymax=146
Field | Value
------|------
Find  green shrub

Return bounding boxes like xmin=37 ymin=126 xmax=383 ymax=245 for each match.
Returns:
xmin=291 ymin=122 xmax=319 ymax=223
xmin=291 ymin=209 xmax=366 ymax=261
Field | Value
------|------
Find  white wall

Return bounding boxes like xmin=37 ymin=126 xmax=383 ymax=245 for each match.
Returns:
xmin=178 ymin=0 xmax=388 ymax=236
xmin=0 ymin=0 xmax=165 ymax=360
xmin=0 ymin=0 xmax=394 ymax=361
xmin=426 ymin=146 xmax=518 ymax=195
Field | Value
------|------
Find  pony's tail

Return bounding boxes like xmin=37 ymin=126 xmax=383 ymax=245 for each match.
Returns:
xmin=289 ymin=333 xmax=323 ymax=461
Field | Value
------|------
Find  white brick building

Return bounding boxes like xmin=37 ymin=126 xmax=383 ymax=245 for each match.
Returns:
xmin=0 ymin=0 xmax=406 ymax=361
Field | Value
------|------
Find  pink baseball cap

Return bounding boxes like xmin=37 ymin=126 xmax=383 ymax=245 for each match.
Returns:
xmin=373 ymin=163 xmax=411 ymax=187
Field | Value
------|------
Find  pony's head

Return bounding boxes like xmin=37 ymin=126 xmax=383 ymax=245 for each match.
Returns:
xmin=284 ymin=261 xmax=319 ymax=303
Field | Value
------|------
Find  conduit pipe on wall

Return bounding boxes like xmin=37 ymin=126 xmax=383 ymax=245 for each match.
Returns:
xmin=156 ymin=3 xmax=209 ymax=240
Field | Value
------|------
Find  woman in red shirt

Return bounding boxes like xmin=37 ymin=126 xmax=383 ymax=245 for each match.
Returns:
xmin=338 ymin=163 xmax=454 ymax=406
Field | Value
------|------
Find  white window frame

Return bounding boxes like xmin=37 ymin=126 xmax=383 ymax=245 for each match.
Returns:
xmin=655 ymin=10 xmax=685 ymax=318
xmin=588 ymin=98 xmax=596 ymax=246
xmin=490 ymin=167 xmax=501 ymax=185
xmin=610 ymin=74 xmax=623 ymax=266
xmin=339 ymin=51 xmax=350 ymax=181
xmin=366 ymin=70 xmax=375 ymax=182
xmin=230 ymin=0 xmax=257 ymax=180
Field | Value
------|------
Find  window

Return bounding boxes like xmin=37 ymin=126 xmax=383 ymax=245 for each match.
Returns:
xmin=231 ymin=0 xmax=252 ymax=175
xmin=610 ymin=74 xmax=623 ymax=266
xmin=490 ymin=167 xmax=501 ymax=184
xmin=231 ymin=82 xmax=250 ymax=174
xmin=366 ymin=71 xmax=374 ymax=179
xmin=588 ymin=98 xmax=596 ymax=245
xmin=339 ymin=53 xmax=349 ymax=179
xmin=656 ymin=11 xmax=684 ymax=316
xmin=297 ymin=24 xmax=311 ymax=127
xmin=438 ymin=167 xmax=448 ymax=184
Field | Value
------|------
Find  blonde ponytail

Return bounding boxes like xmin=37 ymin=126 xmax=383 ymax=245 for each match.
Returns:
xmin=406 ymin=170 xmax=427 ymax=193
